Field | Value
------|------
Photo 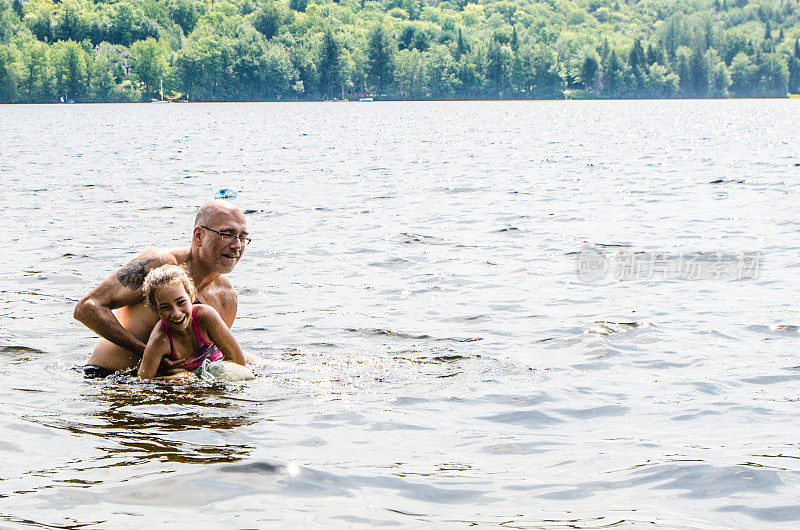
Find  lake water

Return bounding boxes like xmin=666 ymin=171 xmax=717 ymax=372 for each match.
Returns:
xmin=1 ymin=100 xmax=800 ymax=528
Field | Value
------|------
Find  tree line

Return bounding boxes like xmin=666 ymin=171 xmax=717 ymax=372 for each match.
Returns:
xmin=0 ymin=0 xmax=798 ymax=102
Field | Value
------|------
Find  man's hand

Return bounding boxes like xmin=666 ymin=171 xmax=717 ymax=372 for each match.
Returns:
xmin=161 ymin=357 xmax=190 ymax=370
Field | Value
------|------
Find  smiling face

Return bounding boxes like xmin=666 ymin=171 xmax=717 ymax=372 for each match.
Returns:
xmin=194 ymin=204 xmax=248 ymax=275
xmin=153 ymin=281 xmax=194 ymax=331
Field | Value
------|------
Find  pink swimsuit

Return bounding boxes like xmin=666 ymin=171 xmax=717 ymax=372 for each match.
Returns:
xmin=161 ymin=307 xmax=223 ymax=371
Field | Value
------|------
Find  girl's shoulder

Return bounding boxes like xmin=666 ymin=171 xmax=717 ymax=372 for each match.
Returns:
xmin=192 ymin=303 xmax=223 ymax=322
xmin=145 ymin=321 xmax=172 ymax=354
xmin=148 ymin=320 xmax=169 ymax=340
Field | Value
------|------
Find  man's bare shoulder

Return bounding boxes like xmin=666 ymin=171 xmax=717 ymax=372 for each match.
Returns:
xmin=115 ymin=247 xmax=188 ymax=290
xmin=213 ymin=273 xmax=235 ymax=290
xmin=206 ymin=274 xmax=237 ymax=305
xmin=212 ymin=274 xmax=238 ymax=304
xmin=197 ymin=275 xmax=237 ymax=327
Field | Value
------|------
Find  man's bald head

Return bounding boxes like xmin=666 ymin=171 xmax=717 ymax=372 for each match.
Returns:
xmin=191 ymin=200 xmax=248 ymax=274
xmin=194 ymin=200 xmax=244 ymax=229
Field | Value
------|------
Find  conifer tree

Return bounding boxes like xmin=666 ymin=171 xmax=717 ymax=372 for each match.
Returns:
xmin=688 ymin=47 xmax=709 ymax=97
xmin=455 ymin=28 xmax=467 ymax=58
xmin=629 ymin=39 xmax=645 ymax=69
xmin=317 ymin=29 xmax=342 ymax=98
xmin=789 ymin=55 xmax=800 ymax=94
xmin=486 ymin=40 xmax=511 ymax=95
xmin=646 ymin=42 xmax=665 ymax=66
xmin=580 ymin=54 xmax=599 ymax=91
xmin=600 ymin=38 xmax=610 ymax=60
xmin=366 ymin=25 xmax=394 ymax=94
xmin=601 ymin=49 xmax=625 ymax=97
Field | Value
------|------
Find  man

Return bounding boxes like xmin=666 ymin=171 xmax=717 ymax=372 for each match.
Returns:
xmin=75 ymin=200 xmax=249 ymax=377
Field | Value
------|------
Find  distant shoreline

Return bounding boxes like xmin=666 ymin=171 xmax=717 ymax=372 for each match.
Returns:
xmin=1 ymin=95 xmax=797 ymax=105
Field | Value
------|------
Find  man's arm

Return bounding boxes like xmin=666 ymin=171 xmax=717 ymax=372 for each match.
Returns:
xmin=74 ymin=251 xmax=171 ymax=355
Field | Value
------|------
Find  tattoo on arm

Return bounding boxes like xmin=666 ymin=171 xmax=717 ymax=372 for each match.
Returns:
xmin=116 ymin=257 xmax=154 ymax=290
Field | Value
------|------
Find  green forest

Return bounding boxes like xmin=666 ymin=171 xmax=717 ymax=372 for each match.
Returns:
xmin=0 ymin=0 xmax=799 ymax=102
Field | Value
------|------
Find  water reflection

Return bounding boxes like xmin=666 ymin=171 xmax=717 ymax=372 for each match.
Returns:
xmin=61 ymin=383 xmax=259 ymax=465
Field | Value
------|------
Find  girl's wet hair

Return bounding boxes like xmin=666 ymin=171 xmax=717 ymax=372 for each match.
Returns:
xmin=142 ymin=264 xmax=197 ymax=308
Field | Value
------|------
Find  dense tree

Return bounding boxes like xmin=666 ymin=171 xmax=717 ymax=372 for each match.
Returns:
xmin=20 ymin=39 xmax=54 ymax=102
xmin=366 ymin=25 xmax=394 ymax=94
xmin=86 ymin=48 xmax=120 ymax=101
xmin=395 ymin=48 xmax=427 ymax=98
xmin=316 ymin=29 xmax=343 ymax=98
xmin=229 ymin=30 xmax=302 ymax=99
xmin=643 ymin=63 xmax=679 ymax=97
xmin=131 ymin=38 xmax=168 ymax=98
xmin=0 ymin=0 xmax=797 ymax=102
xmin=514 ymin=44 xmax=565 ymax=98
xmin=687 ymin=47 xmax=710 ymax=97
xmin=601 ymin=49 xmax=627 ymax=97
xmin=168 ymin=0 xmax=200 ymax=36
xmin=27 ymin=4 xmax=53 ymax=42
xmin=729 ymin=52 xmax=758 ymax=97
xmin=645 ymin=43 xmax=665 ymax=67
xmin=53 ymin=2 xmax=88 ymax=43
xmin=789 ymin=54 xmax=800 ymax=94
xmin=176 ymin=34 xmax=235 ymax=100
xmin=579 ymin=54 xmax=599 ymax=92
xmin=755 ymin=52 xmax=789 ymax=97
xmin=0 ymin=6 xmax=17 ymax=44
xmin=705 ymin=48 xmax=730 ymax=97
xmin=454 ymin=28 xmax=467 ymax=59
xmin=0 ymin=43 xmax=21 ymax=102
xmin=289 ymin=0 xmax=308 ymax=12
xmin=485 ymin=40 xmax=511 ymax=96
xmin=426 ymin=43 xmax=459 ymax=98
xmin=252 ymin=2 xmax=284 ymax=40
xmin=110 ymin=3 xmax=135 ymax=46
xmin=52 ymin=40 xmax=87 ymax=101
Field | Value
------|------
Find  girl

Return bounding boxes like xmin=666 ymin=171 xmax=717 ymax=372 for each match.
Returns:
xmin=138 ymin=264 xmax=247 ymax=381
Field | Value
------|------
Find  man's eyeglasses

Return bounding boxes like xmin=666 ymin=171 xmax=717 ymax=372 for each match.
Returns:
xmin=201 ymin=226 xmax=252 ymax=246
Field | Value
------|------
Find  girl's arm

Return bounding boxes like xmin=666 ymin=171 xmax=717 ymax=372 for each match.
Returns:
xmin=138 ymin=327 xmax=171 ymax=379
xmin=195 ymin=305 xmax=246 ymax=365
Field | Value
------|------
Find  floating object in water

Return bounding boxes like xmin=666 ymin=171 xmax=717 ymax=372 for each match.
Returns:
xmin=195 ymin=359 xmax=255 ymax=382
xmin=215 ymin=188 xmax=238 ymax=199
xmin=359 ymin=98 xmax=374 ymax=102
xmin=709 ymin=178 xmax=745 ymax=184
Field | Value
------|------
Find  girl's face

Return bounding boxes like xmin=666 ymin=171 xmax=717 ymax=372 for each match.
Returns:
xmin=153 ymin=281 xmax=193 ymax=331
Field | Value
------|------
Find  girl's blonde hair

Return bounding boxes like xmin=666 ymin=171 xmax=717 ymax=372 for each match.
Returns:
xmin=142 ymin=264 xmax=197 ymax=309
